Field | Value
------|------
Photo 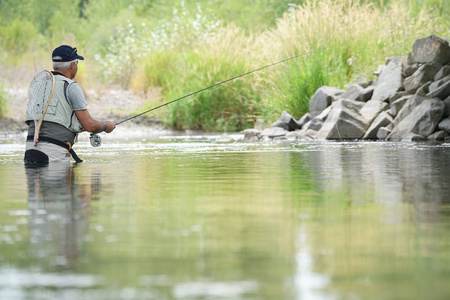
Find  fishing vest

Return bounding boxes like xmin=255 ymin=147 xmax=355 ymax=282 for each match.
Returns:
xmin=26 ymin=75 xmax=84 ymax=133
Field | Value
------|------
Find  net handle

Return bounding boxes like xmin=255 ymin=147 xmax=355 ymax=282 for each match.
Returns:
xmin=34 ymin=71 xmax=56 ymax=146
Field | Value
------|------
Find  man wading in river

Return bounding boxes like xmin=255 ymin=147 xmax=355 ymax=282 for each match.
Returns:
xmin=24 ymin=45 xmax=116 ymax=164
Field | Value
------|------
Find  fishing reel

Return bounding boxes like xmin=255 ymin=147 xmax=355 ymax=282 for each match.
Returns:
xmin=89 ymin=133 xmax=102 ymax=147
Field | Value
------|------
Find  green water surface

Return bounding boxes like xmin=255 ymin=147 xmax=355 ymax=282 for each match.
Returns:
xmin=1 ymin=134 xmax=450 ymax=300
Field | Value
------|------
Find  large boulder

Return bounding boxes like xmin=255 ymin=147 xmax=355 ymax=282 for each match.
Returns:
xmin=309 ymin=86 xmax=344 ymax=118
xmin=372 ymin=57 xmax=404 ymax=101
xmin=316 ymin=99 xmax=369 ymax=140
xmin=390 ymin=95 xmax=412 ymax=117
xmin=260 ymin=127 xmax=288 ymax=138
xmin=339 ymin=83 xmax=364 ymax=101
xmin=403 ymin=62 xmax=442 ymax=93
xmin=392 ymin=95 xmax=429 ymax=126
xmin=359 ymin=100 xmax=389 ymax=124
xmin=427 ymin=75 xmax=450 ymax=100
xmin=387 ymin=99 xmax=445 ymax=140
xmin=438 ymin=118 xmax=450 ymax=133
xmin=408 ymin=35 xmax=450 ymax=65
xmin=363 ymin=111 xmax=393 ymax=139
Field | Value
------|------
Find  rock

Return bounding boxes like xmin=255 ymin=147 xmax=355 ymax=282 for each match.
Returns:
xmin=428 ymin=130 xmax=448 ymax=140
xmin=308 ymin=118 xmax=324 ymax=132
xmin=427 ymin=75 xmax=450 ymax=99
xmin=363 ymin=111 xmax=394 ymax=139
xmin=390 ymin=95 xmax=412 ymax=117
xmin=272 ymin=120 xmax=290 ymax=131
xmin=388 ymin=99 xmax=445 ymax=139
xmin=377 ymin=126 xmax=392 ymax=140
xmin=415 ymin=81 xmax=432 ymax=96
xmin=297 ymin=113 xmax=311 ymax=128
xmin=309 ymin=86 xmax=344 ymax=118
xmin=443 ymin=96 xmax=450 ymax=117
xmin=408 ymin=35 xmax=450 ymax=65
xmin=243 ymin=129 xmax=261 ymax=140
xmin=269 ymin=111 xmax=299 ymax=132
xmin=339 ymin=84 xmax=364 ymax=101
xmin=403 ymin=62 xmax=442 ymax=94
xmin=401 ymin=133 xmax=427 ymax=142
xmin=316 ymin=99 xmax=370 ymax=140
xmin=305 ymin=106 xmax=333 ymax=131
xmin=393 ymin=95 xmax=429 ymax=126
xmin=389 ymin=91 xmax=409 ymax=104
xmin=359 ymin=100 xmax=389 ymax=124
xmin=358 ymin=80 xmax=373 ymax=89
xmin=356 ymin=86 xmax=375 ymax=102
xmin=260 ymin=127 xmax=288 ymax=138
xmin=403 ymin=59 xmax=420 ymax=77
xmin=372 ymin=56 xmax=404 ymax=101
xmin=435 ymin=65 xmax=450 ymax=81
xmin=438 ymin=118 xmax=450 ymax=133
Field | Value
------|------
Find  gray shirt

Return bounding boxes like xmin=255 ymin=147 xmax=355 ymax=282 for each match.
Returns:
xmin=27 ymin=74 xmax=87 ymax=144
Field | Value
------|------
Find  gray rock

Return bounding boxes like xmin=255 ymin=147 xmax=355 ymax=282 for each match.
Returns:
xmin=393 ymin=95 xmax=429 ymax=126
xmin=428 ymin=130 xmax=448 ymax=141
xmin=389 ymin=91 xmax=409 ymax=104
xmin=359 ymin=100 xmax=389 ymax=124
xmin=279 ymin=111 xmax=301 ymax=131
xmin=388 ymin=99 xmax=445 ymax=139
xmin=443 ymin=96 xmax=450 ymax=117
xmin=260 ymin=127 xmax=288 ymax=138
xmin=358 ymin=80 xmax=373 ymax=89
xmin=390 ymin=95 xmax=412 ymax=117
xmin=363 ymin=111 xmax=394 ymax=139
xmin=339 ymin=83 xmax=364 ymax=101
xmin=403 ymin=61 xmax=420 ymax=78
xmin=415 ymin=81 xmax=432 ymax=96
xmin=372 ymin=56 xmax=404 ymax=101
xmin=316 ymin=99 xmax=370 ymax=140
xmin=272 ymin=120 xmax=290 ymax=131
xmin=297 ymin=113 xmax=311 ymax=128
xmin=243 ymin=129 xmax=261 ymax=140
xmin=309 ymin=86 xmax=344 ymax=118
xmin=427 ymin=76 xmax=450 ymax=99
xmin=438 ymin=118 xmax=450 ymax=133
xmin=356 ymin=86 xmax=374 ymax=102
xmin=408 ymin=35 xmax=450 ymax=65
xmin=377 ymin=127 xmax=392 ymax=140
xmin=403 ymin=62 xmax=442 ymax=94
xmin=401 ymin=133 xmax=427 ymax=142
xmin=435 ymin=65 xmax=450 ymax=81
xmin=306 ymin=106 xmax=333 ymax=131
xmin=308 ymin=118 xmax=324 ymax=132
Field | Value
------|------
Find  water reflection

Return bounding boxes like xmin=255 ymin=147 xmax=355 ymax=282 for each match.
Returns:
xmin=25 ymin=163 xmax=98 ymax=271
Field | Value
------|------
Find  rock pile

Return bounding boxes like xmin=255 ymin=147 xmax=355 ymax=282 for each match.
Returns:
xmin=244 ymin=35 xmax=450 ymax=142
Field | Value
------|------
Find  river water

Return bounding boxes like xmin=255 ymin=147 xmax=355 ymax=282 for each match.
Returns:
xmin=1 ymin=131 xmax=450 ymax=300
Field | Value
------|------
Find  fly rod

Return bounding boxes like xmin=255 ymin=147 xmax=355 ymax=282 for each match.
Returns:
xmin=115 ymin=48 xmax=325 ymax=126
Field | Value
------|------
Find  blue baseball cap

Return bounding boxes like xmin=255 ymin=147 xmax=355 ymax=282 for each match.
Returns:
xmin=52 ymin=45 xmax=84 ymax=62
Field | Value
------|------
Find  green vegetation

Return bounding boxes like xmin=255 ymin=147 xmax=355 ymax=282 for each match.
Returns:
xmin=0 ymin=0 xmax=448 ymax=131
xmin=0 ymin=83 xmax=6 ymax=117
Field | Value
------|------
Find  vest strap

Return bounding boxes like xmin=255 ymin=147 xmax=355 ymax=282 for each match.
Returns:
xmin=27 ymin=135 xmax=83 ymax=163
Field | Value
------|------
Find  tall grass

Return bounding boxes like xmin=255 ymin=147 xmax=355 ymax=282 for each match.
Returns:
xmin=255 ymin=0 xmax=448 ymax=121
xmin=137 ymin=25 xmax=260 ymax=131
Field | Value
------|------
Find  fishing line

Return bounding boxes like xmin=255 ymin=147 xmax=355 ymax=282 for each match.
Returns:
xmin=115 ymin=48 xmax=325 ymax=126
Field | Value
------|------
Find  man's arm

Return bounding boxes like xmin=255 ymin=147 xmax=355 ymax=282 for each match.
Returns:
xmin=75 ymin=110 xmax=115 ymax=133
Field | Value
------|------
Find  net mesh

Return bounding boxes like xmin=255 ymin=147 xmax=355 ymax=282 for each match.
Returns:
xmin=26 ymin=70 xmax=54 ymax=120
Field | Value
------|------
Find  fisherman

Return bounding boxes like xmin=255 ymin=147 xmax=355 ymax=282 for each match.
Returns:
xmin=24 ymin=45 xmax=116 ymax=164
